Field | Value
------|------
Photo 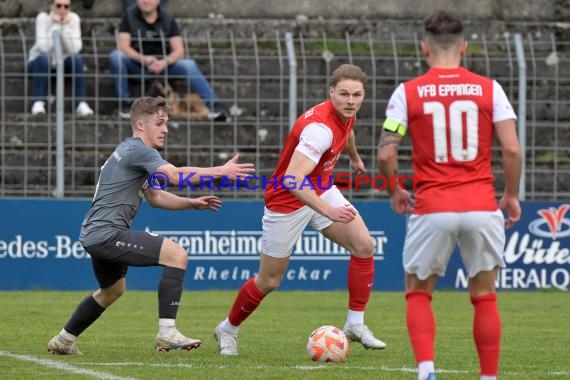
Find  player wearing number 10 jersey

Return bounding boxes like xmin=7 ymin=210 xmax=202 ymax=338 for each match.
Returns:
xmin=386 ymin=67 xmax=515 ymax=214
xmin=377 ymin=10 xmax=522 ymax=380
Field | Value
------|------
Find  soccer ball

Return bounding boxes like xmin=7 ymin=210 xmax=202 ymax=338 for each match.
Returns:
xmin=306 ymin=325 xmax=349 ymax=362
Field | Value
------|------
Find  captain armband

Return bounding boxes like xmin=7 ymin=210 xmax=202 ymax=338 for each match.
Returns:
xmin=383 ymin=118 xmax=407 ymax=136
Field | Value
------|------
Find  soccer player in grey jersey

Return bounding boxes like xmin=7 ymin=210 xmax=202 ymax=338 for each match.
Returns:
xmin=48 ymin=96 xmax=254 ymax=354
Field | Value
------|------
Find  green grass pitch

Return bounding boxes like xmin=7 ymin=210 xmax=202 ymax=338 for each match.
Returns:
xmin=0 ymin=291 xmax=568 ymax=379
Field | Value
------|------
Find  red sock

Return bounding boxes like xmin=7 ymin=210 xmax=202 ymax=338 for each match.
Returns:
xmin=471 ymin=293 xmax=501 ymax=377
xmin=228 ymin=278 xmax=266 ymax=326
xmin=406 ymin=291 xmax=435 ymax=363
xmin=347 ymin=256 xmax=374 ymax=311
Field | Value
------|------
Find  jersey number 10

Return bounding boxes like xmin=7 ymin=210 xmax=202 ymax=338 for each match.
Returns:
xmin=423 ymin=100 xmax=479 ymax=163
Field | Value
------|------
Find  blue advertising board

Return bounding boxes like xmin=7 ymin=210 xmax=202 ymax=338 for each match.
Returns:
xmin=0 ymin=199 xmax=406 ymax=291
xmin=0 ymin=200 xmax=568 ymax=291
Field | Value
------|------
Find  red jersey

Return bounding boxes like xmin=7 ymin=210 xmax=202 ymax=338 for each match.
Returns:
xmin=401 ymin=67 xmax=504 ymax=213
xmin=265 ymin=99 xmax=355 ymax=213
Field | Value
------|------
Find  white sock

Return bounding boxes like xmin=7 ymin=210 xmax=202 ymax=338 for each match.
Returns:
xmin=480 ymin=376 xmax=497 ymax=380
xmin=220 ymin=318 xmax=239 ymax=335
xmin=346 ymin=310 xmax=364 ymax=325
xmin=158 ymin=318 xmax=176 ymax=335
xmin=418 ymin=361 xmax=435 ymax=380
xmin=59 ymin=329 xmax=77 ymax=342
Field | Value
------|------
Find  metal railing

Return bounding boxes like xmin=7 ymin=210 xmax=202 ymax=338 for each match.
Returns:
xmin=0 ymin=27 xmax=568 ymax=200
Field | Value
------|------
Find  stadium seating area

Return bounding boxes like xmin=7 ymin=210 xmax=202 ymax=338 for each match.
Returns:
xmin=0 ymin=16 xmax=568 ymax=199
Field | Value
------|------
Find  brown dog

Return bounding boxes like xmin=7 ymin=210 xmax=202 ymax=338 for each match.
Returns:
xmin=150 ymin=80 xmax=210 ymax=119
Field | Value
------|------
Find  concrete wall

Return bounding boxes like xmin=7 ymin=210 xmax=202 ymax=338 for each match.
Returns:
xmin=2 ymin=0 xmax=568 ymax=21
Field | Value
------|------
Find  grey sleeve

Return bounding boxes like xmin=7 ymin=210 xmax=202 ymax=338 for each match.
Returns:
xmin=129 ymin=145 xmax=169 ymax=175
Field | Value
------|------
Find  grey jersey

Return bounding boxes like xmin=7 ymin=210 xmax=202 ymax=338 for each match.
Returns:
xmin=80 ymin=137 xmax=168 ymax=246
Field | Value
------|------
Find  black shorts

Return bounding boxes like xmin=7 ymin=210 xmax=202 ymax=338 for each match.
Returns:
xmin=83 ymin=230 xmax=165 ymax=289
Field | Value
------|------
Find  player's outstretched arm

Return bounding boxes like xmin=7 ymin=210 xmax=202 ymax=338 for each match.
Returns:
xmin=157 ymin=153 xmax=255 ymax=186
xmin=144 ymin=188 xmax=222 ymax=211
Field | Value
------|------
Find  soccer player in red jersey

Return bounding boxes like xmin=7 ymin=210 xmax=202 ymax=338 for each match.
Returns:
xmin=214 ymin=64 xmax=386 ymax=356
xmin=378 ymin=10 xmax=522 ymax=380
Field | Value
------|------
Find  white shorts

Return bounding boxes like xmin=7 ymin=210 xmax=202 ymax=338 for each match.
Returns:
xmin=261 ymin=186 xmax=353 ymax=258
xmin=403 ymin=210 xmax=506 ymax=280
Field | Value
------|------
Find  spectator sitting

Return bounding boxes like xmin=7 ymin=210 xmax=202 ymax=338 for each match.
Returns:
xmin=28 ymin=0 xmax=94 ymax=117
xmin=109 ymin=0 xmax=226 ymax=121
xmin=122 ymin=0 xmax=167 ymax=10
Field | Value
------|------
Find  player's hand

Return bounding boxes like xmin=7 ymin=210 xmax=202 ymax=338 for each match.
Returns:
xmin=350 ymin=156 xmax=366 ymax=175
xmin=391 ymin=188 xmax=413 ymax=214
xmin=499 ymin=195 xmax=521 ymax=228
xmin=190 ymin=195 xmax=221 ymax=211
xmin=221 ymin=153 xmax=255 ymax=180
xmin=325 ymin=205 xmax=357 ymax=223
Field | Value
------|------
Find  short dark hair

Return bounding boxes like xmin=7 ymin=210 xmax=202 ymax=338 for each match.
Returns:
xmin=329 ymin=64 xmax=367 ymax=88
xmin=424 ymin=10 xmax=464 ymax=48
xmin=130 ymin=96 xmax=168 ymax=122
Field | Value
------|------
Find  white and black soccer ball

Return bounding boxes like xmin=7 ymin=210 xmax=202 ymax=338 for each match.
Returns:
xmin=306 ymin=325 xmax=349 ymax=362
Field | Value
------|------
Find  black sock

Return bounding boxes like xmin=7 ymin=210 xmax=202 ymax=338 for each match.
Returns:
xmin=64 ymin=294 xmax=105 ymax=337
xmin=158 ymin=267 xmax=186 ymax=319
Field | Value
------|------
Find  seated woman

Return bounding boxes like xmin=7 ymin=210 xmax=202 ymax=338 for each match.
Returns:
xmin=27 ymin=0 xmax=93 ymax=116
